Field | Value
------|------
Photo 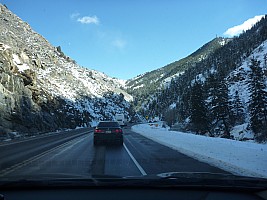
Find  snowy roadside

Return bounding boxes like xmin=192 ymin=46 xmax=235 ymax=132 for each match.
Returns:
xmin=131 ymin=123 xmax=267 ymax=178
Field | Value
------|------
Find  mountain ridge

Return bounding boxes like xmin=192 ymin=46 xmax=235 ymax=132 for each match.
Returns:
xmin=0 ymin=4 xmax=133 ymax=135
xmin=125 ymin=37 xmax=231 ymax=111
xmin=133 ymin=15 xmax=267 ymax=141
xmin=127 ymin=37 xmax=230 ymax=84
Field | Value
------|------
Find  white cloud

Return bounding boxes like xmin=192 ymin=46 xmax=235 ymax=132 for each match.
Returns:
xmin=224 ymin=15 xmax=264 ymax=37
xmin=112 ymin=38 xmax=127 ymax=49
xmin=70 ymin=12 xmax=80 ymax=20
xmin=96 ymin=30 xmax=128 ymax=50
xmin=77 ymin=16 xmax=99 ymax=25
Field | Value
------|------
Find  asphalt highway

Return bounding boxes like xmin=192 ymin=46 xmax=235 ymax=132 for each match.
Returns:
xmin=0 ymin=126 xmax=229 ymax=179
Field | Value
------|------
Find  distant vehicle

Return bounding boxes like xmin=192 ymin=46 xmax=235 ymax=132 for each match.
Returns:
xmin=93 ymin=121 xmax=123 ymax=145
xmin=115 ymin=113 xmax=126 ymax=126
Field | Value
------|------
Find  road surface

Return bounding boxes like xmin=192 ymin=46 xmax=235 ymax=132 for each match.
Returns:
xmin=0 ymin=126 xmax=229 ymax=179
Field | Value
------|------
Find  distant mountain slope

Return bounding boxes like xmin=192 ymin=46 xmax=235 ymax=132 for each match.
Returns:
xmin=0 ymin=4 xmax=133 ymax=135
xmin=126 ymin=37 xmax=230 ymax=94
xmin=125 ymin=37 xmax=231 ymax=110
xmin=137 ymin=15 xmax=267 ymax=142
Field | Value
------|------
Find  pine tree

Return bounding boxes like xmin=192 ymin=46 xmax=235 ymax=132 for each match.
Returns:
xmin=209 ymin=79 xmax=231 ymax=138
xmin=190 ymin=81 xmax=209 ymax=134
xmin=230 ymin=90 xmax=245 ymax=125
xmin=247 ymin=58 xmax=267 ymax=142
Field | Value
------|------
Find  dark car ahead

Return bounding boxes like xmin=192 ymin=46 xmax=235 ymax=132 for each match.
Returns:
xmin=94 ymin=121 xmax=123 ymax=145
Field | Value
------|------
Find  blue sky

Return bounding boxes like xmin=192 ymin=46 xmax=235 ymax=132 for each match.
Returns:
xmin=1 ymin=0 xmax=267 ymax=80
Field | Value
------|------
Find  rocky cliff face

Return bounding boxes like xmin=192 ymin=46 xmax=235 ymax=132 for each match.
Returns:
xmin=0 ymin=4 xmax=133 ymax=136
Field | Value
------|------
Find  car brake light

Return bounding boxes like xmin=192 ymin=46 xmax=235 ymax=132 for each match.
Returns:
xmin=94 ymin=129 xmax=103 ymax=133
xmin=115 ymin=129 xmax=122 ymax=133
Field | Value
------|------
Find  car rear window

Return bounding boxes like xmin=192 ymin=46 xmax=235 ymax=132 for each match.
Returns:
xmin=97 ymin=122 xmax=120 ymax=128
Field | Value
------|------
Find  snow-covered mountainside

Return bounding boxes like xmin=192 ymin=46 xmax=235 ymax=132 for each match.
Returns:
xmin=37 ymin=54 xmax=131 ymax=102
xmin=228 ymin=40 xmax=267 ymax=107
xmin=188 ymin=39 xmax=267 ymax=141
xmin=0 ymin=4 xmax=133 ymax=134
xmin=135 ymin=16 xmax=267 ymax=142
xmin=226 ymin=40 xmax=267 ymax=140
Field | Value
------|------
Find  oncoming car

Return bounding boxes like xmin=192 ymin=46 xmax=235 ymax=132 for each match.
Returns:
xmin=93 ymin=121 xmax=123 ymax=145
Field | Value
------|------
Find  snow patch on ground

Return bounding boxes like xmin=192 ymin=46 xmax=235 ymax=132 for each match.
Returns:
xmin=132 ymin=123 xmax=267 ymax=178
xmin=12 ymin=54 xmax=30 ymax=72
xmin=231 ymin=123 xmax=254 ymax=141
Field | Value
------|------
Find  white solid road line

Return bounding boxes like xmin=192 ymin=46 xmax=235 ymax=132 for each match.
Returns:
xmin=123 ymin=143 xmax=147 ymax=176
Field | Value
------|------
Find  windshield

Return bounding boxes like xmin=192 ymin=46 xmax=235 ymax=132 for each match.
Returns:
xmin=0 ymin=0 xmax=267 ymax=186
